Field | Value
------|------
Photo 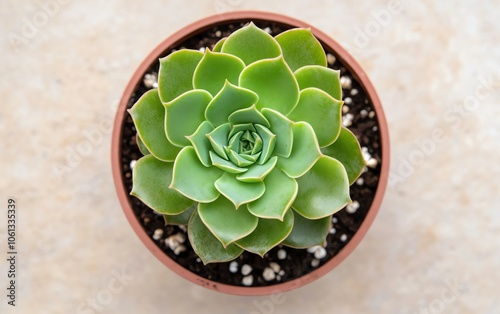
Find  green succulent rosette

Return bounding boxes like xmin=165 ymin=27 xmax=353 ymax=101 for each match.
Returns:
xmin=129 ymin=23 xmax=365 ymax=264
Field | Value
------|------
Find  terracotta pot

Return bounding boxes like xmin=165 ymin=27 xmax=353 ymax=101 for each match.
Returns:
xmin=111 ymin=11 xmax=390 ymax=295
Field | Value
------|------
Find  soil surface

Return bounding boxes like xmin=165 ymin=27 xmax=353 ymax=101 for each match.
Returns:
xmin=119 ymin=20 xmax=382 ymax=287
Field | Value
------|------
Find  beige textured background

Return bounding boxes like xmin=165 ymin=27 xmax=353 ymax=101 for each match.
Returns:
xmin=1 ymin=0 xmax=499 ymax=313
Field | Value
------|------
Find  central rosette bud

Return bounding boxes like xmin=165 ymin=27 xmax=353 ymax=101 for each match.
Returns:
xmin=207 ymin=121 xmax=276 ymax=173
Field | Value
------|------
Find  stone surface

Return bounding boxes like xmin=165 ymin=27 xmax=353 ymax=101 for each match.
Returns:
xmin=0 ymin=1 xmax=499 ymax=313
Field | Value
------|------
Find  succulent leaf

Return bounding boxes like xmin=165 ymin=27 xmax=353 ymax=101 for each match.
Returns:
xmin=277 ymin=122 xmax=321 ymax=178
xmin=283 ymin=209 xmax=331 ymax=248
xmin=158 ymin=50 xmax=203 ymax=103
xmin=170 ymin=147 xmax=223 ymax=203
xmin=236 ymin=209 xmax=294 ymax=256
xmin=164 ymin=90 xmax=212 ymax=147
xmin=293 ymin=156 xmax=351 ymax=219
xmin=214 ymin=173 xmax=265 ymax=208
xmin=239 ymin=56 xmax=299 ymax=115
xmin=236 ymin=156 xmax=277 ymax=183
xmin=294 ymin=65 xmax=342 ymax=100
xmin=212 ymin=37 xmax=226 ymax=52
xmin=128 ymin=90 xmax=180 ymax=161
xmin=136 ymin=134 xmax=151 ymax=156
xmin=188 ymin=209 xmax=243 ymax=264
xmin=261 ymin=108 xmax=294 ymax=158
xmin=321 ymin=127 xmax=366 ymax=184
xmin=198 ymin=196 xmax=258 ymax=247
xmin=187 ymin=121 xmax=214 ymax=167
xmin=205 ymin=82 xmax=258 ymax=127
xmin=193 ymin=50 xmax=245 ymax=96
xmin=210 ymin=151 xmax=248 ymax=174
xmin=163 ymin=203 xmax=196 ymax=225
xmin=228 ymin=105 xmax=270 ymax=128
xmin=247 ymin=167 xmax=298 ymax=220
xmin=131 ymin=155 xmax=194 ymax=214
xmin=221 ymin=22 xmax=281 ymax=65
xmin=275 ymin=28 xmax=327 ymax=72
xmin=206 ymin=123 xmax=231 ymax=159
xmin=287 ymin=87 xmax=343 ymax=147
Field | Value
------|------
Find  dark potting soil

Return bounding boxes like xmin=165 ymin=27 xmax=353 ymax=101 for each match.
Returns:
xmin=119 ymin=20 xmax=382 ymax=287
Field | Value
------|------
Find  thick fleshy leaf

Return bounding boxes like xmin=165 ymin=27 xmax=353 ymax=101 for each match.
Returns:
xmin=210 ymin=151 xmax=247 ymax=174
xmin=158 ymin=50 xmax=203 ymax=103
xmin=293 ymin=156 xmax=351 ymax=219
xmin=228 ymin=105 xmax=270 ymax=128
xmin=188 ymin=209 xmax=243 ymax=264
xmin=187 ymin=121 xmax=214 ymax=167
xmin=198 ymin=196 xmax=258 ymax=247
xmin=239 ymin=56 xmax=299 ymax=115
xmin=164 ymin=90 xmax=212 ymax=147
xmin=163 ymin=203 xmax=196 ymax=225
xmin=283 ymin=210 xmax=331 ymax=248
xmin=212 ymin=37 xmax=226 ymax=52
xmin=261 ymin=108 xmax=293 ymax=158
xmin=170 ymin=147 xmax=223 ymax=203
xmin=275 ymin=28 xmax=327 ymax=72
xmin=236 ymin=156 xmax=277 ymax=183
xmin=136 ymin=134 xmax=150 ymax=156
xmin=193 ymin=50 xmax=245 ymax=96
xmin=294 ymin=66 xmax=342 ymax=100
xmin=221 ymin=22 xmax=281 ymax=65
xmin=205 ymin=82 xmax=258 ymax=127
xmin=321 ymin=127 xmax=366 ymax=184
xmin=225 ymin=147 xmax=254 ymax=167
xmin=229 ymin=123 xmax=256 ymax=138
xmin=254 ymin=124 xmax=276 ymax=164
xmin=128 ymin=90 xmax=180 ymax=161
xmin=206 ymin=123 xmax=230 ymax=159
xmin=247 ymin=167 xmax=298 ymax=220
xmin=277 ymin=122 xmax=321 ymax=178
xmin=131 ymin=155 xmax=194 ymax=214
xmin=236 ymin=209 xmax=294 ymax=256
xmin=287 ymin=88 xmax=343 ymax=147
xmin=215 ymin=173 xmax=265 ymax=208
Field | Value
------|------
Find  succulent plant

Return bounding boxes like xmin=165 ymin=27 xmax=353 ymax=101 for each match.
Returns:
xmin=129 ymin=23 xmax=365 ymax=264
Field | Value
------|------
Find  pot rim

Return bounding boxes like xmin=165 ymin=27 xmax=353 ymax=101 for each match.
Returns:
xmin=111 ymin=10 xmax=390 ymax=296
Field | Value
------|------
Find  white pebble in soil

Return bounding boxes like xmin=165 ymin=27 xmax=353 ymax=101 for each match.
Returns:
xmin=263 ymin=27 xmax=272 ymax=34
xmin=196 ymin=258 xmax=201 ymax=263
xmin=199 ymin=47 xmax=206 ymax=53
xmin=368 ymin=111 xmax=375 ymax=119
xmin=356 ymin=178 xmax=364 ymax=186
xmin=342 ymin=106 xmax=349 ymax=114
xmin=350 ymin=88 xmax=358 ymax=96
xmin=270 ymin=262 xmax=281 ymax=273
xmin=307 ymin=245 xmax=321 ymax=254
xmin=361 ymin=147 xmax=371 ymax=162
xmin=340 ymin=234 xmax=348 ymax=242
xmin=314 ymin=247 xmax=327 ymax=260
xmin=332 ymin=217 xmax=338 ymax=223
xmin=340 ymin=76 xmax=352 ymax=89
xmin=229 ymin=261 xmax=238 ymax=273
xmin=344 ymin=97 xmax=352 ymax=105
xmin=242 ymin=275 xmax=253 ymax=286
xmin=241 ymin=264 xmax=252 ymax=276
xmin=367 ymin=158 xmax=378 ymax=169
xmin=173 ymin=245 xmax=186 ymax=255
xmin=263 ymin=267 xmax=276 ymax=281
xmin=342 ymin=113 xmax=354 ymax=127
xmin=130 ymin=160 xmax=136 ymax=170
xmin=279 ymin=270 xmax=285 ymax=276
xmin=143 ymin=73 xmax=158 ymax=88
xmin=277 ymin=249 xmax=287 ymax=260
xmin=346 ymin=201 xmax=360 ymax=214
xmin=311 ymin=259 xmax=320 ymax=267
xmin=329 ymin=227 xmax=336 ymax=234
xmin=327 ymin=53 xmax=336 ymax=65
xmin=215 ymin=30 xmax=222 ymax=37
xmin=165 ymin=233 xmax=186 ymax=251
xmin=360 ymin=109 xmax=368 ymax=118
xmin=152 ymin=229 xmax=163 ymax=240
